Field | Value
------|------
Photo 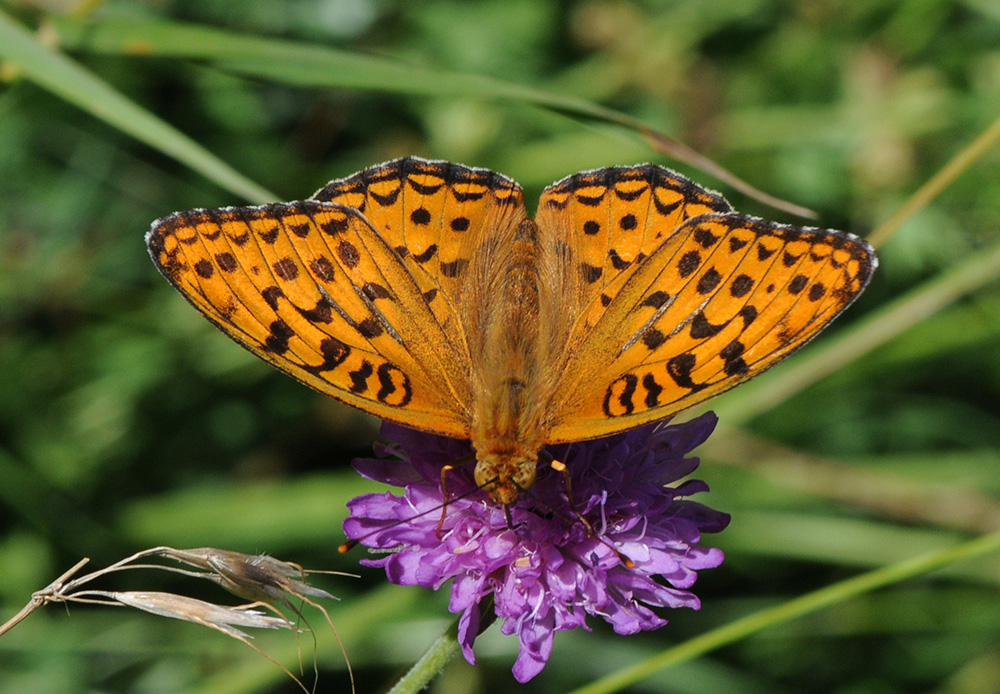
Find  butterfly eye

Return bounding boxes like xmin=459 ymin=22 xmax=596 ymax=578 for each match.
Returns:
xmin=513 ymin=458 xmax=537 ymax=494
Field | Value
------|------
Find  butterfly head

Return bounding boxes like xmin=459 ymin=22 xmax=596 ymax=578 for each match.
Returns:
xmin=474 ymin=452 xmax=537 ymax=505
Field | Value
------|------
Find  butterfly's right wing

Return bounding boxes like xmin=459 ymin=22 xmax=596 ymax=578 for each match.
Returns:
xmin=148 ymin=159 xmax=526 ymax=438
xmin=536 ymin=165 xmax=876 ymax=443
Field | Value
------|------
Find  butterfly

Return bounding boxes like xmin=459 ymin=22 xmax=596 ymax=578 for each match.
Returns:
xmin=148 ymin=157 xmax=876 ymax=504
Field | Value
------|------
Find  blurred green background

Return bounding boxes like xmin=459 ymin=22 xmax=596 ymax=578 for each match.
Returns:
xmin=1 ymin=1 xmax=999 ymax=692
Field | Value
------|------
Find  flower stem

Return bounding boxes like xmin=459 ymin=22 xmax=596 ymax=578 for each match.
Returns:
xmin=386 ymin=617 xmax=461 ymax=694
xmin=387 ymin=597 xmax=496 ymax=694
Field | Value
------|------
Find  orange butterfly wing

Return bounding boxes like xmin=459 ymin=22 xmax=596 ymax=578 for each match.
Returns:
xmin=312 ymin=157 xmax=525 ymax=330
xmin=537 ymin=166 xmax=876 ymax=442
xmin=147 ymin=158 xmax=527 ymax=438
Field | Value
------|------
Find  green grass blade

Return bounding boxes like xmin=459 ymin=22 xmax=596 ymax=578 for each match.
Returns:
xmin=0 ymin=10 xmax=274 ymax=203
xmin=48 ymin=14 xmax=813 ymax=217
xmin=44 ymin=15 xmax=660 ymax=122
xmin=868 ymin=112 xmax=1000 ymax=248
xmin=567 ymin=532 xmax=1000 ymax=694
xmin=386 ymin=617 xmax=461 ymax=694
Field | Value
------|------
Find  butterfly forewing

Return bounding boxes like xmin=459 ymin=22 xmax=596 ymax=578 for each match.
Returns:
xmin=547 ymin=212 xmax=875 ymax=442
xmin=147 ymin=201 xmax=473 ymax=437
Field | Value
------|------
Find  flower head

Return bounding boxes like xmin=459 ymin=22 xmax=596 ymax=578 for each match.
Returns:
xmin=343 ymin=413 xmax=729 ymax=682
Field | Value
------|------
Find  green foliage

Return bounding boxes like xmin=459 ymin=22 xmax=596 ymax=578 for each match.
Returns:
xmin=1 ymin=1 xmax=999 ymax=692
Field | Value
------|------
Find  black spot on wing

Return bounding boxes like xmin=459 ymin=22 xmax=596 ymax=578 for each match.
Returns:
xmin=310 ymin=337 xmax=351 ymax=373
xmin=337 ymin=241 xmax=360 ymax=268
xmin=411 ymin=244 xmax=438 ymax=264
xmin=613 ymin=184 xmax=648 ymax=201
xmin=609 ymin=249 xmax=631 ymax=270
xmin=739 ymin=305 xmax=758 ymax=326
xmin=694 ymin=227 xmax=718 ymax=248
xmin=602 ymin=374 xmax=638 ymax=417
xmin=348 ymin=361 xmax=373 ymax=393
xmin=321 ymin=216 xmax=350 ymax=236
xmin=258 ymin=226 xmax=279 ymax=244
xmin=410 ymin=207 xmax=432 ymax=225
xmin=370 ymin=186 xmax=402 ymax=207
xmin=728 ymin=236 xmax=748 ymax=252
xmin=273 ymin=258 xmax=299 ymax=281
xmin=642 ymin=328 xmax=666 ymax=350
xmin=194 ymin=259 xmax=214 ymax=279
xmin=642 ymin=290 xmax=671 ymax=308
xmin=310 ymin=256 xmax=336 ymax=282
xmin=642 ymin=373 xmax=662 ymax=408
xmin=363 ymin=282 xmax=392 ymax=300
xmin=689 ymin=312 xmax=725 ymax=339
xmin=216 ymin=252 xmax=237 ymax=272
xmin=264 ymin=319 xmax=294 ymax=354
xmin=376 ymin=363 xmax=412 ymax=406
xmin=678 ymin=251 xmax=701 ymax=278
xmin=730 ymin=274 xmax=753 ymax=297
xmin=720 ymin=340 xmax=749 ymax=376
xmin=696 ymin=268 xmax=722 ymax=294
xmin=783 ymin=251 xmax=801 ymax=267
xmin=666 ymin=353 xmax=703 ymax=391
xmin=261 ymin=286 xmax=283 ymax=310
xmin=298 ymin=297 xmax=334 ymax=324
xmin=355 ymin=316 xmax=383 ymax=338
xmin=757 ymin=243 xmax=777 ymax=261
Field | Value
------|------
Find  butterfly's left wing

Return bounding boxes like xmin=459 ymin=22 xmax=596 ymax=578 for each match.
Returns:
xmin=538 ymin=168 xmax=876 ymax=443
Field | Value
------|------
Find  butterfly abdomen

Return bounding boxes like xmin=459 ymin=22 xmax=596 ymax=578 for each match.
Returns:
xmin=469 ymin=218 xmax=549 ymax=502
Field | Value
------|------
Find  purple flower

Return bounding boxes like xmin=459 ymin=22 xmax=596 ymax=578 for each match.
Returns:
xmin=343 ymin=413 xmax=729 ymax=682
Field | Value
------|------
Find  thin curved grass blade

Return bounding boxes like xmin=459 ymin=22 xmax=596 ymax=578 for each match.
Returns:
xmin=47 ymin=14 xmax=812 ymax=217
xmin=567 ymin=532 xmax=1000 ymax=694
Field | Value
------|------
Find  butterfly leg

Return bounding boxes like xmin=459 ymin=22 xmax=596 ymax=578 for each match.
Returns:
xmin=547 ymin=456 xmax=636 ymax=569
xmin=548 ymin=458 xmax=596 ymax=536
xmin=438 ymin=463 xmax=455 ymax=539
xmin=437 ymin=453 xmax=477 ymax=538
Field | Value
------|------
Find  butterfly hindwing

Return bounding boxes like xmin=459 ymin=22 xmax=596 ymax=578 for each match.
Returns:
xmin=312 ymin=157 xmax=527 ymax=329
xmin=535 ymin=164 xmax=733 ymax=321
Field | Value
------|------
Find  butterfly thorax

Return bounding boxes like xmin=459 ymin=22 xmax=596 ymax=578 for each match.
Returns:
xmin=469 ymin=217 xmax=550 ymax=505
